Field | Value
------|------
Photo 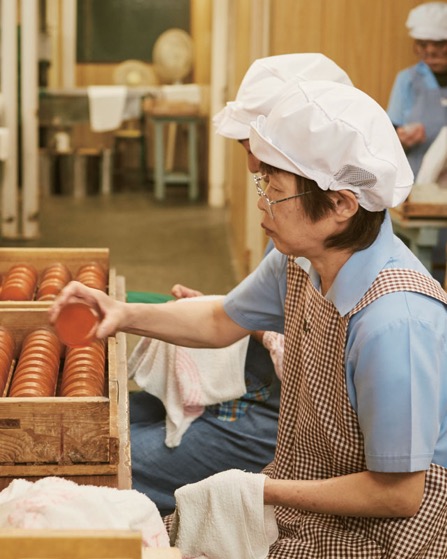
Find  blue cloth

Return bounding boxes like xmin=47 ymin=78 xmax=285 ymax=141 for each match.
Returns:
xmin=224 ymin=212 xmax=447 ymax=473
xmin=387 ymin=61 xmax=447 ymax=175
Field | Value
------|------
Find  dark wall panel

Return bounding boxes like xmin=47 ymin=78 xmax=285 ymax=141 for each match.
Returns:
xmin=77 ymin=0 xmax=190 ymax=63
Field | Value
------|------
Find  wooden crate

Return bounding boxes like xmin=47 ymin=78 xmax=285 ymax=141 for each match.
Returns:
xmin=397 ymin=201 xmax=447 ymax=219
xmin=0 ymin=277 xmax=131 ymax=490
xmin=0 ymin=530 xmax=182 ymax=559
xmin=0 ymin=247 xmax=116 ymax=306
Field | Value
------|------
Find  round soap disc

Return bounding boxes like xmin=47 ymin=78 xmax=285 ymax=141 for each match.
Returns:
xmin=54 ymin=302 xmax=99 ymax=348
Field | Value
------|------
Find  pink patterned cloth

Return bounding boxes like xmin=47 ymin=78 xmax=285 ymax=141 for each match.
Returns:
xmin=128 ymin=296 xmax=249 ymax=448
xmin=0 ymin=477 xmax=170 ymax=549
xmin=261 ymin=331 xmax=284 ymax=380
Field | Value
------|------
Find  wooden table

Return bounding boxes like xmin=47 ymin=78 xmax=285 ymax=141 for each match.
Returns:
xmin=390 ymin=208 xmax=447 ymax=273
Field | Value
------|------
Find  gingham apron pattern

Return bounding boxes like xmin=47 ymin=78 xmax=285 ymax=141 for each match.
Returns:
xmin=266 ymin=258 xmax=447 ymax=558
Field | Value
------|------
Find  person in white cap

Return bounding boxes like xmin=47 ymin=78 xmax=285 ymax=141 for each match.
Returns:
xmin=50 ymin=77 xmax=447 ymax=556
xmin=213 ymin=52 xmax=352 ymax=173
xmin=387 ymin=1 xmax=447 ymax=176
xmin=127 ymin=53 xmax=353 ymax=517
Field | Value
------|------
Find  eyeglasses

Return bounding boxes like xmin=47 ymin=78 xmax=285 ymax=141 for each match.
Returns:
xmin=253 ymin=174 xmax=311 ymax=219
xmin=414 ymin=40 xmax=447 ymax=53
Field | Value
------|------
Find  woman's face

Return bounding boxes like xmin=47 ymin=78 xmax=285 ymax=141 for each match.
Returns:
xmin=255 ymin=171 xmax=334 ymax=258
xmin=414 ymin=39 xmax=447 ymax=73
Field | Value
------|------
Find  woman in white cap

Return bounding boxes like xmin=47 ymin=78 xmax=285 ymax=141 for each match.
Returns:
xmin=51 ymin=79 xmax=447 ymax=556
xmin=387 ymin=1 xmax=447 ymax=176
xmin=128 ymin=53 xmax=353 ymax=517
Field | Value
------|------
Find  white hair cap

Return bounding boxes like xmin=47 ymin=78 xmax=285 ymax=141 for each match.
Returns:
xmin=406 ymin=2 xmax=447 ymax=40
xmin=249 ymin=79 xmax=414 ymax=212
xmin=213 ymin=53 xmax=353 ymax=140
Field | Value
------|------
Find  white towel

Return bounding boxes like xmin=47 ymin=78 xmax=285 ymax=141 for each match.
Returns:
xmin=129 ymin=296 xmax=249 ymax=447
xmin=171 ymin=469 xmax=278 ymax=559
xmin=416 ymin=126 xmax=447 ymax=187
xmin=0 ymin=477 xmax=170 ymax=549
xmin=88 ymin=86 xmax=127 ymax=132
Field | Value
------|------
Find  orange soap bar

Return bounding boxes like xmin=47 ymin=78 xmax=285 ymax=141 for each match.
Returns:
xmin=54 ymin=302 xmax=99 ymax=347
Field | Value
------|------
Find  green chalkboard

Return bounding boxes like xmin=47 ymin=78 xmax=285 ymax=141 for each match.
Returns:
xmin=77 ymin=0 xmax=190 ymax=63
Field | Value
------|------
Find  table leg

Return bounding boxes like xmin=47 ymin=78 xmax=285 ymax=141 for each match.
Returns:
xmin=154 ymin=121 xmax=165 ymax=200
xmin=100 ymin=148 xmax=113 ymax=195
xmin=188 ymin=121 xmax=199 ymax=201
xmin=73 ymin=153 xmax=87 ymax=199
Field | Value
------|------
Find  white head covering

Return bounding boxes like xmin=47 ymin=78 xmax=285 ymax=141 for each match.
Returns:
xmin=406 ymin=2 xmax=447 ymax=40
xmin=249 ymin=79 xmax=414 ymax=212
xmin=213 ymin=53 xmax=353 ymax=140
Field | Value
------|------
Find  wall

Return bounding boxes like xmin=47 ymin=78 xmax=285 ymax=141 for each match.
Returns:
xmin=269 ymin=0 xmax=422 ymax=108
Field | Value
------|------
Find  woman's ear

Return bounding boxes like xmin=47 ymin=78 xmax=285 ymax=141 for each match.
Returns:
xmin=331 ymin=190 xmax=359 ymax=221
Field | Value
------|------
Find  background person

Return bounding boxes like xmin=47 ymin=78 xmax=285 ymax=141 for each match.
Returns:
xmin=128 ymin=53 xmax=352 ymax=516
xmin=387 ymin=1 xmax=447 ymax=176
xmin=387 ymin=1 xmax=447 ymax=285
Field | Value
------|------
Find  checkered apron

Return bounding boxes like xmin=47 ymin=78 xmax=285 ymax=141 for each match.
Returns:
xmin=266 ymin=258 xmax=447 ymax=558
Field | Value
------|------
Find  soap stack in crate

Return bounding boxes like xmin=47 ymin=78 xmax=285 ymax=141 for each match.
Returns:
xmin=0 ymin=258 xmax=108 ymax=302
xmin=0 ymin=325 xmax=107 ymax=398
xmin=0 ymin=253 xmax=108 ymax=399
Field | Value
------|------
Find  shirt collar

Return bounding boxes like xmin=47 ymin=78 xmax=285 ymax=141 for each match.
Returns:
xmin=416 ymin=61 xmax=440 ymax=86
xmin=304 ymin=211 xmax=395 ymax=316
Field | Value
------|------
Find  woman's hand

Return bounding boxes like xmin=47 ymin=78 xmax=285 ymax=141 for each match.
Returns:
xmin=48 ymin=280 xmax=126 ymax=339
xmin=170 ymin=283 xmax=204 ymax=299
xmin=397 ymin=122 xmax=426 ymax=149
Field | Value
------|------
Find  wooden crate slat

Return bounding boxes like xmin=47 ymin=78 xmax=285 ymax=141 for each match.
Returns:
xmin=0 ymin=530 xmax=142 ymax=559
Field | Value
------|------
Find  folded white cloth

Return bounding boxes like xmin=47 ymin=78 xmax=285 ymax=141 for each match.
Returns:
xmin=129 ymin=296 xmax=249 ymax=448
xmin=416 ymin=126 xmax=447 ymax=187
xmin=171 ymin=469 xmax=278 ymax=559
xmin=88 ymin=86 xmax=127 ymax=132
xmin=0 ymin=477 xmax=170 ymax=549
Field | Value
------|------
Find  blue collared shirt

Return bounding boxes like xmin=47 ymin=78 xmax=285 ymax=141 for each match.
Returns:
xmin=387 ymin=61 xmax=439 ymax=126
xmin=224 ymin=213 xmax=447 ymax=472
